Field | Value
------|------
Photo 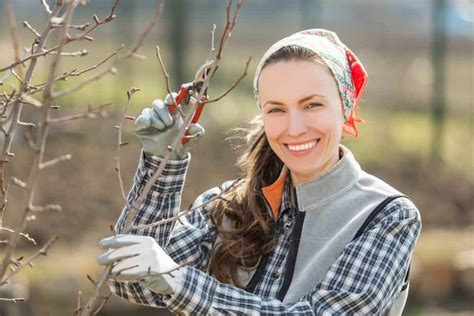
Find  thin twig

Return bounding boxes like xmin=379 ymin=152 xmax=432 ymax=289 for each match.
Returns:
xmin=29 ymin=204 xmax=62 ymax=212
xmin=39 ymin=154 xmax=72 ymax=170
xmin=1 ymin=237 xmax=57 ymax=285
xmin=130 ymin=178 xmax=243 ymax=232
xmin=48 ymin=103 xmax=110 ymax=124
xmin=73 ymin=291 xmax=82 ymax=316
xmin=207 ymin=56 xmax=251 ymax=103
xmin=123 ymin=3 xmax=164 ymax=59
xmin=0 ymin=45 xmax=60 ymax=73
xmin=92 ymin=293 xmax=111 ymax=315
xmin=52 ymin=67 xmax=117 ymax=99
xmin=66 ymin=0 xmax=119 ymax=43
xmin=0 ymin=297 xmax=25 ymax=302
xmin=41 ymin=0 xmax=52 ymax=14
xmin=23 ymin=21 xmax=41 ymax=38
xmin=116 ymin=88 xmax=140 ymax=202
xmin=155 ymin=45 xmax=182 ymax=117
xmin=48 ymin=49 xmax=89 ymax=57
xmin=0 ymin=227 xmax=37 ymax=245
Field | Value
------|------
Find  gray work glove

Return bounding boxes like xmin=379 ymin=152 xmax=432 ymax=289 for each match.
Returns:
xmin=134 ymin=93 xmax=205 ymax=160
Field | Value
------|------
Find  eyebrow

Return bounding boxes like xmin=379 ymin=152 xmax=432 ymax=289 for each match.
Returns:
xmin=263 ymin=94 xmax=326 ymax=108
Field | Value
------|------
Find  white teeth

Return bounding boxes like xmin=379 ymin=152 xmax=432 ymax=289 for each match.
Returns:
xmin=287 ymin=140 xmax=317 ymax=152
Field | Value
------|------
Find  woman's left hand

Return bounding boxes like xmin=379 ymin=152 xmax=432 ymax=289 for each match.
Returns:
xmin=97 ymin=234 xmax=181 ymax=295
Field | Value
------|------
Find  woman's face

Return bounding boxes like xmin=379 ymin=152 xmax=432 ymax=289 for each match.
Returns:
xmin=259 ymin=60 xmax=344 ymax=186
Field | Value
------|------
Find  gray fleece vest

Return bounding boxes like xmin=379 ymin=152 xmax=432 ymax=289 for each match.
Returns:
xmin=231 ymin=145 xmax=411 ymax=315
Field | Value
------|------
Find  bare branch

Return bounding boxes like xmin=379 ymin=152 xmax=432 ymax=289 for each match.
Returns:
xmin=5 ymin=1 xmax=23 ymax=71
xmin=0 ymin=45 xmax=60 ymax=73
xmin=116 ymin=88 xmax=140 ymax=202
xmin=0 ymin=0 xmax=70 ymax=283
xmin=17 ymin=121 xmax=36 ymax=129
xmin=39 ymin=154 xmax=72 ymax=170
xmin=69 ymin=22 xmax=90 ymax=31
xmin=11 ymin=177 xmax=26 ymax=189
xmin=29 ymin=204 xmax=62 ymax=213
xmin=155 ymin=45 xmax=181 ymax=115
xmin=48 ymin=103 xmax=110 ymax=124
xmin=66 ymin=0 xmax=119 ymax=43
xmin=41 ymin=0 xmax=52 ymax=14
xmin=23 ymin=21 xmax=41 ymax=38
xmin=49 ymin=49 xmax=89 ymax=57
xmin=73 ymin=291 xmax=82 ymax=316
xmin=49 ymin=43 xmax=124 ymax=99
xmin=0 ymin=227 xmax=37 ymax=245
xmin=0 ymin=297 xmax=25 ymax=303
xmin=123 ymin=2 xmax=164 ymax=59
xmin=92 ymin=293 xmax=111 ymax=315
xmin=87 ymin=274 xmax=97 ymax=286
xmin=80 ymin=266 xmax=112 ymax=315
xmin=52 ymin=67 xmax=117 ymax=98
xmin=112 ymin=264 xmax=139 ymax=277
xmin=130 ymin=178 xmax=243 ymax=231
xmin=1 ymin=237 xmax=57 ymax=285
xmin=207 ymin=56 xmax=251 ymax=103
xmin=211 ymin=24 xmax=217 ymax=54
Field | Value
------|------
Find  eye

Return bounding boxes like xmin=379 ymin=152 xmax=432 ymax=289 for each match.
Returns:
xmin=305 ymin=102 xmax=323 ymax=109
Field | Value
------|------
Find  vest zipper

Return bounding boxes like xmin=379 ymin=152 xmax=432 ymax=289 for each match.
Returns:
xmin=276 ymin=208 xmax=305 ymax=301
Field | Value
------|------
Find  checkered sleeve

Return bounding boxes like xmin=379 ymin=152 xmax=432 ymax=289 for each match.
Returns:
xmin=109 ymin=153 xmax=217 ymax=307
xmin=162 ymin=197 xmax=422 ymax=315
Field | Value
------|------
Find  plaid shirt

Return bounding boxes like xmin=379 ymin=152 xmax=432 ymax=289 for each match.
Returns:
xmin=111 ymin=153 xmax=422 ymax=315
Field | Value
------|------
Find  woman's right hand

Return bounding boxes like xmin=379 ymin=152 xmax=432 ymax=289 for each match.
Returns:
xmin=134 ymin=93 xmax=205 ymax=160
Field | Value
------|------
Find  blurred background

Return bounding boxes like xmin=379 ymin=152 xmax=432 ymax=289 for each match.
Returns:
xmin=0 ymin=0 xmax=472 ymax=315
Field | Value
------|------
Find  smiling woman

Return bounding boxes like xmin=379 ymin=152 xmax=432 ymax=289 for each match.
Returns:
xmin=98 ymin=29 xmax=422 ymax=315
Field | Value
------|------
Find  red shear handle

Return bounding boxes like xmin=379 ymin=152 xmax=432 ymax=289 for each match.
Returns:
xmin=167 ymin=84 xmax=189 ymax=113
xmin=182 ymin=98 xmax=208 ymax=145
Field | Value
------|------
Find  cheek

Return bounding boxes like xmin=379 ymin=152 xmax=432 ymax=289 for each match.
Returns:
xmin=262 ymin=116 xmax=283 ymax=140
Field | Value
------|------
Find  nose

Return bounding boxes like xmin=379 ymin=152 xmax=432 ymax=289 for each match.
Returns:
xmin=287 ymin=109 xmax=308 ymax=137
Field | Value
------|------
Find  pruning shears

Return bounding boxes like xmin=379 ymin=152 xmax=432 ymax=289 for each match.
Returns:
xmin=167 ymin=62 xmax=213 ymax=145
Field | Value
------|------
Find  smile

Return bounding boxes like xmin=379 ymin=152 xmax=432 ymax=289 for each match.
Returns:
xmin=285 ymin=139 xmax=320 ymax=153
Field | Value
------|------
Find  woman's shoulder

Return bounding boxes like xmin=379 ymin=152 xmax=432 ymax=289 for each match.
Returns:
xmin=365 ymin=195 xmax=422 ymax=233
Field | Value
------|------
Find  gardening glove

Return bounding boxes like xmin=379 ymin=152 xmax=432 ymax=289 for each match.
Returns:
xmin=134 ymin=92 xmax=205 ymax=160
xmin=97 ymin=234 xmax=181 ymax=295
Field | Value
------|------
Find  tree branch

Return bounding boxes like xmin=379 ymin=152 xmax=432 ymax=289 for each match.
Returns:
xmin=130 ymin=177 xmax=243 ymax=232
xmin=207 ymin=56 xmax=251 ymax=103
xmin=1 ymin=237 xmax=57 ymax=285
xmin=116 ymin=88 xmax=139 ymax=202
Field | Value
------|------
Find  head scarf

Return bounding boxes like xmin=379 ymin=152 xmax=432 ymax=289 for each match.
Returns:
xmin=253 ymin=28 xmax=368 ymax=137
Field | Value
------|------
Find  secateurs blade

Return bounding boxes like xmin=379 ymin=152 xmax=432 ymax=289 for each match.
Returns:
xmin=167 ymin=61 xmax=214 ymax=145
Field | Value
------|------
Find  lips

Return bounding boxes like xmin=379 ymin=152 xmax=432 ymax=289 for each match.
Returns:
xmin=284 ymin=139 xmax=321 ymax=155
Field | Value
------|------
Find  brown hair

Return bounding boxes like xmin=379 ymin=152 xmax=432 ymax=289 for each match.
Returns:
xmin=208 ymin=45 xmax=319 ymax=287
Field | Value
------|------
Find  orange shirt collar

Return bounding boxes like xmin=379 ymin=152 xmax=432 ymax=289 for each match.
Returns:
xmin=261 ymin=165 xmax=289 ymax=220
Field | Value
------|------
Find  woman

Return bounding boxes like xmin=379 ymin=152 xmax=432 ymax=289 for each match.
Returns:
xmin=97 ymin=29 xmax=422 ymax=315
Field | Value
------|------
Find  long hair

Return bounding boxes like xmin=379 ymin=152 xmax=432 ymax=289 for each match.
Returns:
xmin=208 ymin=45 xmax=318 ymax=287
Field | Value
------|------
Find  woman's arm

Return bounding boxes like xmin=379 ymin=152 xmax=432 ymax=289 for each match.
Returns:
xmin=161 ymin=197 xmax=422 ymax=315
xmin=108 ymin=152 xmax=227 ymax=307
